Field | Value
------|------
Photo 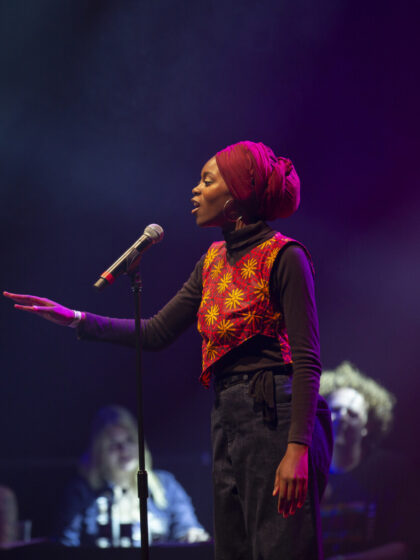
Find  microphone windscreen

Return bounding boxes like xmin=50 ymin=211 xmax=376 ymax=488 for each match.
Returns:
xmin=144 ymin=224 xmax=164 ymax=243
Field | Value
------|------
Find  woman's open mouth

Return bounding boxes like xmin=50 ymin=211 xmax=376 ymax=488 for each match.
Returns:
xmin=191 ymin=200 xmax=200 ymax=214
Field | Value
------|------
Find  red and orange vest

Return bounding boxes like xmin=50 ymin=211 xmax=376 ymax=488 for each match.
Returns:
xmin=197 ymin=232 xmax=312 ymax=387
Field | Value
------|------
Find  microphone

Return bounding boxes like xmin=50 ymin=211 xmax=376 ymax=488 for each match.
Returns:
xmin=93 ymin=224 xmax=164 ymax=291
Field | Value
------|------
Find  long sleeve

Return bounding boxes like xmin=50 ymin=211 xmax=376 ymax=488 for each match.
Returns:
xmin=155 ymin=471 xmax=205 ymax=540
xmin=273 ymin=245 xmax=321 ymax=446
xmin=77 ymin=257 xmax=204 ymax=349
xmin=54 ymin=477 xmax=96 ymax=546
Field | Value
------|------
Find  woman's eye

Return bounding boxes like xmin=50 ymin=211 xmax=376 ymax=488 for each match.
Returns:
xmin=204 ymin=180 xmax=212 ymax=187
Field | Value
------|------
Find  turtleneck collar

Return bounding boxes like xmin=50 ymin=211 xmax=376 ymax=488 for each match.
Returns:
xmin=222 ymin=220 xmax=275 ymax=259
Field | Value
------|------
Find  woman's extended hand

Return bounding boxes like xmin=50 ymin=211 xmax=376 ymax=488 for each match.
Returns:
xmin=3 ymin=291 xmax=78 ymax=326
xmin=273 ymin=442 xmax=308 ymax=518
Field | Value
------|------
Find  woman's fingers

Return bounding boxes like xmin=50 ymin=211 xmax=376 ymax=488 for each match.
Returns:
xmin=14 ymin=304 xmax=44 ymax=313
xmin=4 ymin=291 xmax=55 ymax=307
xmin=279 ymin=480 xmax=298 ymax=518
xmin=277 ymin=479 xmax=306 ymax=517
xmin=275 ymin=477 xmax=287 ymax=515
xmin=14 ymin=304 xmax=58 ymax=315
xmin=274 ymin=465 xmax=291 ymax=516
xmin=274 ymin=476 xmax=307 ymax=517
xmin=4 ymin=292 xmax=75 ymax=326
xmin=14 ymin=304 xmax=61 ymax=319
xmin=30 ymin=305 xmax=73 ymax=326
xmin=274 ymin=446 xmax=309 ymax=517
xmin=297 ymin=478 xmax=308 ymax=508
xmin=286 ymin=480 xmax=297 ymax=516
xmin=4 ymin=291 xmax=36 ymax=302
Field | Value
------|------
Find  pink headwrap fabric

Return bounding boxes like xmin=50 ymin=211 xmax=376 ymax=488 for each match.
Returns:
xmin=215 ymin=141 xmax=300 ymax=221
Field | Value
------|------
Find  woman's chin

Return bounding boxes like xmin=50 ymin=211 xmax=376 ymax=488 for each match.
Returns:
xmin=194 ymin=214 xmax=207 ymax=227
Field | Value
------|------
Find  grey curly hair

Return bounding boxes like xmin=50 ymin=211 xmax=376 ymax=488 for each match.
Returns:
xmin=320 ymin=361 xmax=396 ymax=439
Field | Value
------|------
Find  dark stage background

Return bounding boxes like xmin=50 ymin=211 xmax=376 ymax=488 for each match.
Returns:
xmin=0 ymin=0 xmax=419 ymax=540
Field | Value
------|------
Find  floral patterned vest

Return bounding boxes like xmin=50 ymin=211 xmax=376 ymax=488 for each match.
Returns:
xmin=197 ymin=232 xmax=312 ymax=387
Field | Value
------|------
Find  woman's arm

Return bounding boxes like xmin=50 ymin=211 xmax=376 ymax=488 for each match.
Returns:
xmin=3 ymin=291 xmax=81 ymax=326
xmin=271 ymin=244 xmax=322 ymax=517
xmin=275 ymin=244 xmax=321 ymax=447
xmin=4 ymin=255 xmax=205 ymax=350
xmin=53 ymin=477 xmax=94 ymax=547
xmin=77 ymin=257 xmax=204 ymax=349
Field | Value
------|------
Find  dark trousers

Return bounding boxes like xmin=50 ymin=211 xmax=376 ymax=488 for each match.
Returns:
xmin=211 ymin=374 xmax=332 ymax=560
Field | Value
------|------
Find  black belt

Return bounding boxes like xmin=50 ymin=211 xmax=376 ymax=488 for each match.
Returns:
xmin=214 ymin=365 xmax=293 ymax=426
xmin=214 ymin=372 xmax=253 ymax=392
xmin=214 ymin=364 xmax=292 ymax=392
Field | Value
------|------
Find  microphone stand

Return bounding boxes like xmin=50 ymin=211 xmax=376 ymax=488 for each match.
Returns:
xmin=130 ymin=269 xmax=150 ymax=559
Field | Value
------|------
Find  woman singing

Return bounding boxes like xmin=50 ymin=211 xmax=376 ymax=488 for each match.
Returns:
xmin=4 ymin=140 xmax=332 ymax=559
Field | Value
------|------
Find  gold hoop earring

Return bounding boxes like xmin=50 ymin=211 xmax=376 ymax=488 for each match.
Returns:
xmin=223 ymin=199 xmax=242 ymax=223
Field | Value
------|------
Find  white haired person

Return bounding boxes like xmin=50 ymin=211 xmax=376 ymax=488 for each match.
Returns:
xmin=320 ymin=362 xmax=414 ymax=560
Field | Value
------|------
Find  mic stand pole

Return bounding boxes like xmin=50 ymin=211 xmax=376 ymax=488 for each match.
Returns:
xmin=130 ymin=269 xmax=150 ymax=559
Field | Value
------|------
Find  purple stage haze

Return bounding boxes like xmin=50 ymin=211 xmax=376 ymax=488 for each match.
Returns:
xmin=0 ymin=0 xmax=419 ymax=540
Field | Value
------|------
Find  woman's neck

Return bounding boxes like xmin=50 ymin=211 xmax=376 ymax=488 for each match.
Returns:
xmin=222 ymin=217 xmax=248 ymax=233
xmin=109 ymin=472 xmax=132 ymax=489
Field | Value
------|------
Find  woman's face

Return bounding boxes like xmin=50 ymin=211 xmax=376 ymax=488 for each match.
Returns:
xmin=101 ymin=425 xmax=138 ymax=479
xmin=191 ymin=156 xmax=232 ymax=228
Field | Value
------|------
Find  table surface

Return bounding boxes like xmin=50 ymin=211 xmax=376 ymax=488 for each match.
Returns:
xmin=0 ymin=541 xmax=215 ymax=560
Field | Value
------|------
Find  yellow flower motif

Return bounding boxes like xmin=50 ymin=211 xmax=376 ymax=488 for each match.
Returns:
xmin=217 ymin=272 xmax=232 ymax=294
xmin=201 ymin=289 xmax=210 ymax=307
xmin=206 ymin=340 xmax=219 ymax=360
xmin=243 ymin=309 xmax=261 ymax=327
xmin=241 ymin=257 xmax=258 ymax=279
xmin=211 ymin=259 xmax=224 ymax=279
xmin=254 ymin=279 xmax=269 ymax=301
xmin=266 ymin=310 xmax=282 ymax=322
xmin=259 ymin=237 xmax=275 ymax=250
xmin=265 ymin=249 xmax=279 ymax=269
xmin=203 ymin=247 xmax=218 ymax=270
xmin=225 ymin=288 xmax=245 ymax=310
xmin=217 ymin=319 xmax=235 ymax=341
xmin=205 ymin=304 xmax=219 ymax=326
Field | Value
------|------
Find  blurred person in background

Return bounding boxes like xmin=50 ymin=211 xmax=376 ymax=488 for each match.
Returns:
xmin=55 ymin=405 xmax=209 ymax=547
xmin=0 ymin=486 xmax=18 ymax=547
xmin=320 ymin=362 xmax=414 ymax=560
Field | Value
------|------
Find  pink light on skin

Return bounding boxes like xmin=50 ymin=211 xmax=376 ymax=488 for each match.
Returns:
xmin=191 ymin=157 xmax=232 ymax=229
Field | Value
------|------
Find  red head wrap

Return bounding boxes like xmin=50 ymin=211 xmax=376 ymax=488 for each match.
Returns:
xmin=215 ymin=141 xmax=300 ymax=221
